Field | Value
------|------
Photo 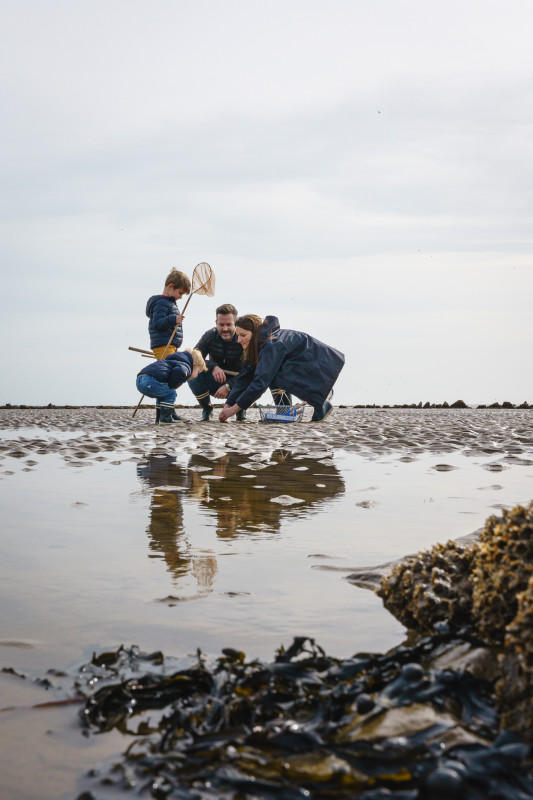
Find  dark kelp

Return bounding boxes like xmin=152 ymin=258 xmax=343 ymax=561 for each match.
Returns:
xmin=74 ymin=635 xmax=533 ymax=799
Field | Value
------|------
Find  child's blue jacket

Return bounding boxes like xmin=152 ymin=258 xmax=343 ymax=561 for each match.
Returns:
xmin=138 ymin=352 xmax=193 ymax=389
xmin=146 ymin=295 xmax=184 ymax=349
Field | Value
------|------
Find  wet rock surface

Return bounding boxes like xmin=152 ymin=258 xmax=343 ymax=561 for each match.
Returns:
xmin=377 ymin=540 xmax=476 ymax=632
xmin=498 ymin=575 xmax=533 ymax=740
xmin=472 ymin=504 xmax=533 ymax=644
xmin=379 ymin=502 xmax=533 ymax=745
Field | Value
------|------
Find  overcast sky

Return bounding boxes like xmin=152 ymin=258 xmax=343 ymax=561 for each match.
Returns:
xmin=1 ymin=0 xmax=532 ymax=407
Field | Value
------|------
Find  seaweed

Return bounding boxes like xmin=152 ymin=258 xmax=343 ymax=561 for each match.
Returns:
xmin=74 ymin=637 xmax=533 ymax=799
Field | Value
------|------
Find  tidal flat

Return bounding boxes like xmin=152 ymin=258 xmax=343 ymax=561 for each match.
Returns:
xmin=0 ymin=407 xmax=532 ymax=798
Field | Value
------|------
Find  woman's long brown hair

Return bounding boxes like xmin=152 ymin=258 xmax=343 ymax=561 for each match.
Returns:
xmin=235 ymin=314 xmax=263 ymax=367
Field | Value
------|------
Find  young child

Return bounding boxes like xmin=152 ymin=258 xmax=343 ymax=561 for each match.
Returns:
xmin=146 ymin=269 xmax=192 ymax=360
xmin=136 ymin=348 xmax=207 ymax=424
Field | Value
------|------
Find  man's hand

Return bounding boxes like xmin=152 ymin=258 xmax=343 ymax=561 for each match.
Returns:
xmin=212 ymin=366 xmax=226 ymax=383
xmin=219 ymin=404 xmax=239 ymax=422
xmin=214 ymin=384 xmax=230 ymax=400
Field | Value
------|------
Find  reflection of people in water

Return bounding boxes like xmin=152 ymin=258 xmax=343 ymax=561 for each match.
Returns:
xmin=186 ymin=449 xmax=345 ymax=537
xmin=136 ymin=453 xmax=217 ymax=590
xmin=137 ymin=448 xmax=344 ymax=585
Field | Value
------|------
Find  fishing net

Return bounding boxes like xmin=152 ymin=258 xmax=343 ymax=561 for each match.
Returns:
xmin=190 ymin=261 xmax=215 ymax=297
xmin=179 ymin=262 xmax=215 ymax=314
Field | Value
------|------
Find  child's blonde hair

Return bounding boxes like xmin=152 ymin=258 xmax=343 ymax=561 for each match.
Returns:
xmin=165 ymin=269 xmax=191 ymax=293
xmin=184 ymin=347 xmax=207 ymax=372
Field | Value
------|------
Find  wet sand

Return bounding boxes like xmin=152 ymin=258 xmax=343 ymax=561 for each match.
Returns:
xmin=2 ymin=403 xmax=533 ymax=455
xmin=1 ymin=407 xmax=532 ymax=799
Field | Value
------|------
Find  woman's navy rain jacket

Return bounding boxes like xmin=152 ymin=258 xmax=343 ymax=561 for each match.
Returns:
xmin=226 ymin=316 xmax=344 ymax=410
xmin=138 ymin=351 xmax=193 ymax=389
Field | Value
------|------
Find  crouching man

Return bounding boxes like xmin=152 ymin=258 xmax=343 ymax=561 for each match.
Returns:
xmin=188 ymin=304 xmax=246 ymax=421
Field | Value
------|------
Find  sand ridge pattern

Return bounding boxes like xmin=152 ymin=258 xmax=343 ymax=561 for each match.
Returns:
xmin=1 ymin=408 xmax=533 ymax=470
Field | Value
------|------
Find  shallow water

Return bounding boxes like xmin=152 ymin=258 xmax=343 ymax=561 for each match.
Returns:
xmin=0 ymin=407 xmax=532 ymax=798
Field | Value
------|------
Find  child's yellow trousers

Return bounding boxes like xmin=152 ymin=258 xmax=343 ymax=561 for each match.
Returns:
xmin=152 ymin=345 xmax=177 ymax=360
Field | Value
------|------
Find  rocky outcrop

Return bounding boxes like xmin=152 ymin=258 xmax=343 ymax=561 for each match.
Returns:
xmin=379 ymin=502 xmax=533 ymax=741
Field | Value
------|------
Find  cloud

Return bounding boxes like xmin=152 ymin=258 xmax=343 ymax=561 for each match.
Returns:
xmin=1 ymin=0 xmax=532 ymax=406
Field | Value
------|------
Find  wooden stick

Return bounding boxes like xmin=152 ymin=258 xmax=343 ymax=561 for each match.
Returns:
xmin=132 ymin=394 xmax=148 ymax=416
xmin=1 ymin=696 xmax=84 ymax=713
xmin=128 ymin=348 xmax=240 ymax=372
xmin=180 ymin=292 xmax=194 ymax=315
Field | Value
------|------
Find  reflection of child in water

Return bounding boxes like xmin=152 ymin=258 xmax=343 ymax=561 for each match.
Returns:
xmin=137 ymin=452 xmax=217 ymax=592
xmin=148 ymin=488 xmax=189 ymax=574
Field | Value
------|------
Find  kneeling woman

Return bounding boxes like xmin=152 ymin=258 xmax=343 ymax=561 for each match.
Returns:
xmin=219 ymin=315 xmax=344 ymax=423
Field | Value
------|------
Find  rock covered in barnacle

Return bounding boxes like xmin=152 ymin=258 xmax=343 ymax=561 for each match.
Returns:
xmin=472 ymin=503 xmax=533 ymax=644
xmin=377 ymin=539 xmax=477 ymax=632
xmin=496 ymin=574 xmax=533 ymax=742
xmin=379 ymin=501 xmax=533 ymax=644
xmin=378 ymin=501 xmax=533 ymax=742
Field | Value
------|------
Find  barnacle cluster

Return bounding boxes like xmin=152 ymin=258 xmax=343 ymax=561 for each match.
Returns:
xmin=377 ymin=539 xmax=476 ymax=631
xmin=472 ymin=503 xmax=533 ymax=643
xmin=497 ymin=575 xmax=533 ymax=740
xmin=379 ymin=501 xmax=533 ymax=741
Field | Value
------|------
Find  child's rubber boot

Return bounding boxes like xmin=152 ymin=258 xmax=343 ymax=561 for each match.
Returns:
xmin=159 ymin=402 xmax=180 ymax=424
xmin=311 ymin=400 xmax=333 ymax=422
xmin=155 ymin=404 xmax=161 ymax=424
xmin=171 ymin=409 xmax=185 ymax=421
xmin=236 ymin=409 xmax=247 ymax=421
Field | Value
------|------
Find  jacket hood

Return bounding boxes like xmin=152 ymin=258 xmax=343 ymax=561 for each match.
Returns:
xmin=259 ymin=315 xmax=280 ymax=343
xmin=168 ymin=350 xmax=193 ymax=371
xmin=146 ymin=294 xmax=172 ymax=316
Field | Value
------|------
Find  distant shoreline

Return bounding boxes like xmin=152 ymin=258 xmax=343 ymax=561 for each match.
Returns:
xmin=1 ymin=401 xmax=531 ymax=411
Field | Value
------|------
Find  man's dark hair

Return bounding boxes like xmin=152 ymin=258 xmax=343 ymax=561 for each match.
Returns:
xmin=216 ymin=303 xmax=238 ymax=318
